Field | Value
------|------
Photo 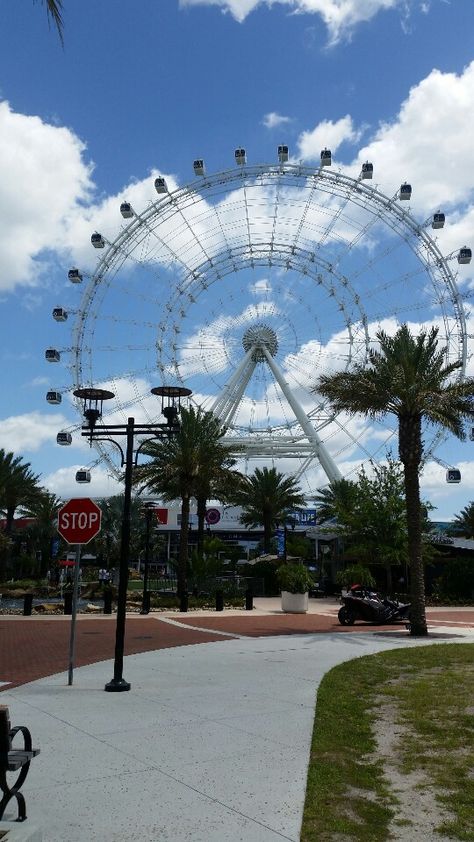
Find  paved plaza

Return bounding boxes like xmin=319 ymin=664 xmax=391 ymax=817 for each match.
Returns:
xmin=1 ymin=600 xmax=473 ymax=841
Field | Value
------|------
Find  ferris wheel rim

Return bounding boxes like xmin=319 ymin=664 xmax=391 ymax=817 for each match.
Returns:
xmin=66 ymin=159 xmax=468 ymax=482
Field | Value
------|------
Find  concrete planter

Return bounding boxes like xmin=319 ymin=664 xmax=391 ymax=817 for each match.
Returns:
xmin=281 ymin=591 xmax=308 ymax=613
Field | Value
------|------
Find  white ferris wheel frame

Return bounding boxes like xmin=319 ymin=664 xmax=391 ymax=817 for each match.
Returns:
xmin=67 ymin=162 xmax=468 ymax=484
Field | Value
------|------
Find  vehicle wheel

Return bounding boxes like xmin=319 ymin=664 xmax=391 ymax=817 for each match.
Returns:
xmin=338 ymin=606 xmax=356 ymax=625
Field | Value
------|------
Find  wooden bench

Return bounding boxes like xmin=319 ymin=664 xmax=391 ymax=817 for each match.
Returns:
xmin=0 ymin=706 xmax=40 ymax=822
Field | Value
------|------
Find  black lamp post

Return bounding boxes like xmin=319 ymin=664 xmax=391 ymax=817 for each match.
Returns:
xmin=73 ymin=384 xmax=191 ymax=692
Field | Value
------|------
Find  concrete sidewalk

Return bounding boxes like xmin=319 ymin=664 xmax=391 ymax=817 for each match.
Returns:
xmin=2 ymin=625 xmax=473 ymax=842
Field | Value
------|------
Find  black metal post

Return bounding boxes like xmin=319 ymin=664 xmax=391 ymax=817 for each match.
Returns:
xmin=141 ymin=506 xmax=153 ymax=614
xmin=73 ymin=384 xmax=192 ymax=693
xmin=105 ymin=417 xmax=134 ymax=692
xmin=23 ymin=594 xmax=33 ymax=616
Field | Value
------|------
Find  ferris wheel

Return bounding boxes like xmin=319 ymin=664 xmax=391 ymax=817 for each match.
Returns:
xmin=47 ymin=146 xmax=470 ymax=493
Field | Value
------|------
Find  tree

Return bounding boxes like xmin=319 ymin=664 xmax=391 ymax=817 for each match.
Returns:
xmin=316 ymin=324 xmax=474 ymax=635
xmin=37 ymin=0 xmax=64 ymax=42
xmin=0 ymin=450 xmax=42 ymax=536
xmin=132 ymin=406 xmax=239 ymax=600
xmin=314 ymin=478 xmax=358 ymax=526
xmin=230 ymin=466 xmax=306 ymax=553
xmin=22 ymin=490 xmax=62 ymax=576
xmin=0 ymin=450 xmax=42 ymax=579
xmin=94 ymin=495 xmax=150 ymax=570
xmin=323 ymin=461 xmax=408 ymax=594
xmin=449 ymin=502 xmax=474 ymax=539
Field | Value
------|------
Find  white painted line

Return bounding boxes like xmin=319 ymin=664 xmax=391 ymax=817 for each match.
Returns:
xmin=156 ymin=616 xmax=250 ymax=639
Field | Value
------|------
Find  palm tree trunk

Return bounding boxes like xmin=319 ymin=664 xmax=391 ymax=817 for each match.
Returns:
xmin=399 ymin=414 xmax=428 ymax=636
xmin=196 ymin=495 xmax=207 ymax=558
xmin=263 ymin=515 xmax=273 ymax=554
xmin=5 ymin=505 xmax=16 ymax=536
xmin=178 ymin=494 xmax=190 ymax=599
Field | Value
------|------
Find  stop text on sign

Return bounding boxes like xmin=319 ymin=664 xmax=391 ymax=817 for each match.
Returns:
xmin=60 ymin=511 xmax=100 ymax=530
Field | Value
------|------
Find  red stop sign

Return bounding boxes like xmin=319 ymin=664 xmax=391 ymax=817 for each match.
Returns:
xmin=58 ymin=498 xmax=102 ymax=545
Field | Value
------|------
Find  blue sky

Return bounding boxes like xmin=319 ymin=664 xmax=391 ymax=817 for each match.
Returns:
xmin=1 ymin=0 xmax=474 ymax=519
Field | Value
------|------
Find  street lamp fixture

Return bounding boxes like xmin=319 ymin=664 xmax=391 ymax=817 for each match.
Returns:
xmin=73 ymin=384 xmax=191 ymax=692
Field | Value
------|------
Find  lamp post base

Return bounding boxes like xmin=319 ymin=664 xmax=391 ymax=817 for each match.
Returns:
xmin=104 ymin=678 xmax=131 ymax=692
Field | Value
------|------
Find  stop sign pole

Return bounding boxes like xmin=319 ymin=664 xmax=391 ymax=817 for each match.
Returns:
xmin=58 ymin=498 xmax=102 ymax=686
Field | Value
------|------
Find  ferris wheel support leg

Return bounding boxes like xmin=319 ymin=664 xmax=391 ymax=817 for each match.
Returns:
xmin=220 ymin=358 xmax=257 ymax=428
xmin=210 ymin=347 xmax=256 ymax=423
xmin=262 ymin=348 xmax=342 ymax=483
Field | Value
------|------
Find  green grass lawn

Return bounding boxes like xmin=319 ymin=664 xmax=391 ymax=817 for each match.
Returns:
xmin=301 ymin=643 xmax=474 ymax=842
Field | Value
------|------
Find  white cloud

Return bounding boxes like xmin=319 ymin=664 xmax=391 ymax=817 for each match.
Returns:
xmin=249 ymin=278 xmax=273 ymax=295
xmin=179 ymin=1 xmax=409 ymax=44
xmin=42 ymin=464 xmax=123 ymax=501
xmin=297 ymin=116 xmax=360 ymax=161
xmin=262 ymin=112 xmax=292 ymax=129
xmin=0 ymin=411 xmax=72 ymax=453
xmin=0 ymin=101 xmax=93 ymax=292
xmin=348 ymin=63 xmax=474 ymax=213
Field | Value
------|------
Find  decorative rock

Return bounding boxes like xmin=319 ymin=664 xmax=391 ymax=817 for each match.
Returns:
xmin=33 ymin=603 xmax=61 ymax=614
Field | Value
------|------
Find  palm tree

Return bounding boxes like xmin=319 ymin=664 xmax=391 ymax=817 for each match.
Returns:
xmin=0 ymin=450 xmax=42 ymax=536
xmin=316 ymin=324 xmax=474 ymax=635
xmin=22 ymin=490 xmax=62 ymax=576
xmin=37 ymin=0 xmax=64 ymax=42
xmin=231 ymin=466 xmax=306 ymax=553
xmin=314 ymin=478 xmax=358 ymax=525
xmin=449 ymin=502 xmax=474 ymax=539
xmin=132 ymin=406 xmax=239 ymax=600
xmin=0 ymin=449 xmax=42 ymax=579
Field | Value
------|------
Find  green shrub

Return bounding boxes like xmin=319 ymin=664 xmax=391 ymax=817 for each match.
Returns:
xmin=434 ymin=557 xmax=474 ymax=600
xmin=277 ymin=562 xmax=314 ymax=594
xmin=335 ymin=564 xmax=376 ymax=590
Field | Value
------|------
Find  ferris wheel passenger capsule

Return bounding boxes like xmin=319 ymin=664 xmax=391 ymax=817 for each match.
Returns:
xmin=154 ymin=177 xmax=168 ymax=194
xmin=68 ymin=267 xmax=82 ymax=284
xmin=446 ymin=468 xmax=461 ymax=483
xmin=399 ymin=182 xmax=412 ymax=201
xmin=120 ymin=202 xmax=134 ymax=218
xmin=235 ymin=148 xmax=247 ymax=165
xmin=278 ymin=145 xmax=289 ymax=163
xmin=320 ymin=148 xmax=332 ymax=166
xmin=457 ymin=246 xmax=472 ymax=264
xmin=75 ymin=469 xmax=91 ymax=484
xmin=193 ymin=159 xmax=205 ymax=176
xmin=432 ymin=212 xmax=445 ymax=229
xmin=91 ymin=232 xmax=105 ymax=248
xmin=45 ymin=349 xmax=60 ymax=362
xmin=46 ymin=391 xmax=62 ymax=405
xmin=52 ymin=307 xmax=67 ymax=322
xmin=56 ymin=431 xmax=72 ymax=446
xmin=361 ymin=161 xmax=373 ymax=179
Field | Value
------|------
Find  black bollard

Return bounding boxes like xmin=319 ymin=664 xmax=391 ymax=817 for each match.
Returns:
xmin=245 ymin=588 xmax=253 ymax=611
xmin=64 ymin=592 xmax=73 ymax=615
xmin=23 ymin=593 xmax=33 ymax=616
xmin=103 ymin=590 xmax=113 ymax=615
xmin=215 ymin=590 xmax=224 ymax=612
xmin=140 ymin=591 xmax=150 ymax=615
xmin=180 ymin=591 xmax=189 ymax=613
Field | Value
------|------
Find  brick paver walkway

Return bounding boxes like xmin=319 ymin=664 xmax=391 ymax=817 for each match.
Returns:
xmin=0 ymin=615 xmax=229 ymax=689
xmin=1 ymin=606 xmax=472 ymax=690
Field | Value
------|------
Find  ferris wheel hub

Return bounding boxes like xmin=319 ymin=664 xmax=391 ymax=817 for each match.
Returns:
xmin=242 ymin=323 xmax=278 ymax=361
